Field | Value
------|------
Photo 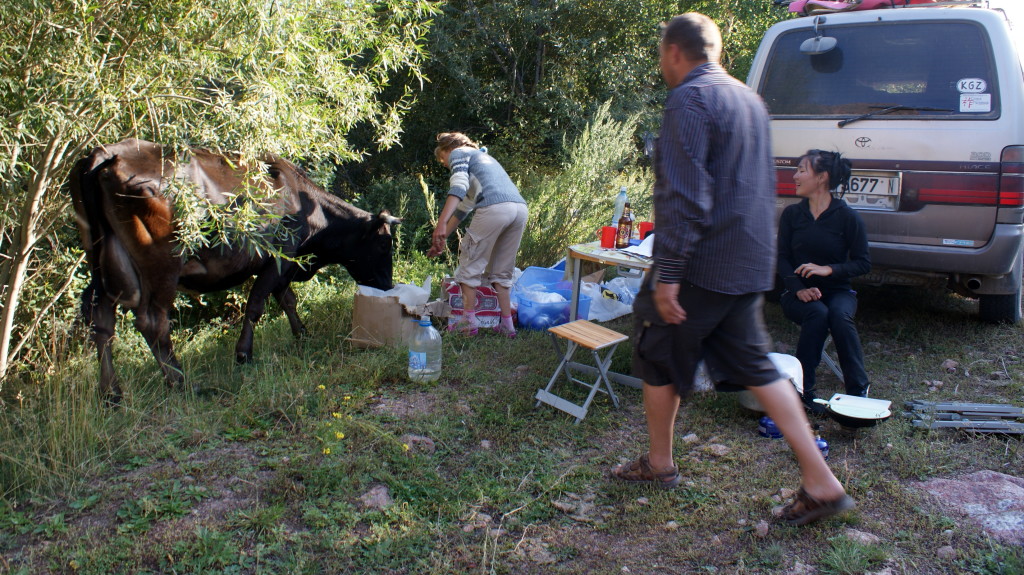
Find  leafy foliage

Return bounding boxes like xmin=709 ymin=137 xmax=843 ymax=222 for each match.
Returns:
xmin=517 ymin=100 xmax=651 ymax=267
xmin=0 ymin=0 xmax=439 ymax=382
xmin=366 ymin=0 xmax=786 ymax=180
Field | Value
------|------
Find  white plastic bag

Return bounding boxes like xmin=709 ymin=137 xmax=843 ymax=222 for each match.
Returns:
xmin=520 ymin=289 xmax=566 ymax=304
xmin=581 ymin=282 xmax=633 ymax=322
xmin=603 ymin=276 xmax=641 ymax=305
xmin=358 ymin=276 xmax=433 ymax=310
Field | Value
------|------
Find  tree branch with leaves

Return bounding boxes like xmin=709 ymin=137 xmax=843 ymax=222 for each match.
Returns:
xmin=0 ymin=0 xmax=440 ymax=385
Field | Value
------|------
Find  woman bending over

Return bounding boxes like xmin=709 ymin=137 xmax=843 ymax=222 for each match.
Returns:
xmin=428 ymin=132 xmax=528 ymax=338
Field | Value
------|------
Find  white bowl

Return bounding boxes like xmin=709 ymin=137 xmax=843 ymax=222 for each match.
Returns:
xmin=737 ymin=353 xmax=804 ymax=412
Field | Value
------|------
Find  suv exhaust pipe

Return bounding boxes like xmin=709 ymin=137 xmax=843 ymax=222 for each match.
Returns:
xmin=966 ymin=277 xmax=983 ymax=291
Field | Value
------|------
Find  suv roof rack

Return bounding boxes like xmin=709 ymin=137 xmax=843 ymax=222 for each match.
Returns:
xmin=775 ymin=0 xmax=988 ymax=17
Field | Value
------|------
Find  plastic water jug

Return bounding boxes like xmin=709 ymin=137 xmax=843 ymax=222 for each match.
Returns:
xmin=611 ymin=186 xmax=628 ymax=227
xmin=408 ymin=316 xmax=442 ymax=382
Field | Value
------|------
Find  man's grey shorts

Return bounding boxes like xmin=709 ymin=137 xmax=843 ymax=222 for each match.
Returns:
xmin=631 ymin=279 xmax=782 ymax=396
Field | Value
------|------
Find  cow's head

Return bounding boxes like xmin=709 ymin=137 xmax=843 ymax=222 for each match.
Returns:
xmin=343 ymin=210 xmax=401 ymax=290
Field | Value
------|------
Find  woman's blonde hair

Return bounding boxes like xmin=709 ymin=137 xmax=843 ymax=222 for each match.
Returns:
xmin=434 ymin=132 xmax=478 ymax=161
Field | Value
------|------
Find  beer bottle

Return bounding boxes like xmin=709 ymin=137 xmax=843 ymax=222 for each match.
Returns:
xmin=615 ymin=202 xmax=633 ymax=249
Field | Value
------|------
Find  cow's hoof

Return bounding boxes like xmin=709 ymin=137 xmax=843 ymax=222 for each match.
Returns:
xmin=103 ymin=392 xmax=123 ymax=408
xmin=236 ymin=352 xmax=253 ymax=364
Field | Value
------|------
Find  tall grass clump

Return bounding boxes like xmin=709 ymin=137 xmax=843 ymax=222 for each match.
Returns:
xmin=0 ymin=359 xmax=141 ymax=498
xmin=518 ymin=100 xmax=654 ymax=267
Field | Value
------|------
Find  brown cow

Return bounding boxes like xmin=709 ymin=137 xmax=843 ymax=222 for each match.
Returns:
xmin=69 ymin=139 xmax=398 ymax=402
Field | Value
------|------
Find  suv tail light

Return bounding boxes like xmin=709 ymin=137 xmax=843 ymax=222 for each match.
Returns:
xmin=999 ymin=146 xmax=1024 ymax=207
xmin=776 ymin=169 xmax=796 ymax=196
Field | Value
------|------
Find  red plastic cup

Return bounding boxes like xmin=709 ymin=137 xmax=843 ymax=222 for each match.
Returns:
xmin=600 ymin=226 xmax=617 ymax=248
xmin=638 ymin=221 xmax=654 ymax=239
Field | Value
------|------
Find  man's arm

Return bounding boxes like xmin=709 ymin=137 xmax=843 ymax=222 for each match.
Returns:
xmin=653 ymin=92 xmax=712 ymax=286
xmin=651 ymin=90 xmax=713 ymax=323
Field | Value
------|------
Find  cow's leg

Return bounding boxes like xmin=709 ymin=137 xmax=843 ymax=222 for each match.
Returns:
xmin=234 ymin=295 xmax=266 ymax=364
xmin=235 ymin=273 xmax=281 ymax=364
xmin=134 ymin=293 xmax=186 ymax=392
xmin=273 ymin=285 xmax=306 ymax=338
xmin=86 ymin=285 xmax=123 ymax=405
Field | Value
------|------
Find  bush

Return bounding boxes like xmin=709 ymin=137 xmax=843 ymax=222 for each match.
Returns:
xmin=518 ymin=100 xmax=653 ymax=267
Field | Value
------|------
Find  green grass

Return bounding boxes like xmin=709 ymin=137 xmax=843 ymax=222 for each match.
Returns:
xmin=0 ymin=268 xmax=1023 ymax=574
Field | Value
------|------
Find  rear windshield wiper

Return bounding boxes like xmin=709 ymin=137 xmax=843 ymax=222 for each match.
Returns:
xmin=838 ymin=105 xmax=955 ymax=128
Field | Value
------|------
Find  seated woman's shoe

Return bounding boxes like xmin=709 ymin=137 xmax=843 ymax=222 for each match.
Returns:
xmin=801 ymin=393 xmax=828 ymax=417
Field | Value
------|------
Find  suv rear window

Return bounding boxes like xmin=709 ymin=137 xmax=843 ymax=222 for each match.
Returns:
xmin=760 ymin=21 xmax=999 ymax=119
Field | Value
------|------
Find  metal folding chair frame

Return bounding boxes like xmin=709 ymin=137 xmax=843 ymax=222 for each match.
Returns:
xmin=822 ymin=335 xmax=843 ymax=380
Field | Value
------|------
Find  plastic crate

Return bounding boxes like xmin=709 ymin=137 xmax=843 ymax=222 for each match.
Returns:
xmin=515 ymin=288 xmax=591 ymax=330
xmin=513 ymin=266 xmax=572 ymax=293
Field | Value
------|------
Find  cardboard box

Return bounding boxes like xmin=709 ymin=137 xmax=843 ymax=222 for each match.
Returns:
xmin=443 ymin=277 xmax=501 ymax=328
xmin=347 ymin=293 xmax=451 ymax=349
xmin=347 ymin=293 xmax=418 ymax=348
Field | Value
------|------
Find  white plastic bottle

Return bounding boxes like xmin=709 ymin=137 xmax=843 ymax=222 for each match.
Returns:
xmin=611 ymin=186 xmax=628 ymax=227
xmin=408 ymin=316 xmax=442 ymax=382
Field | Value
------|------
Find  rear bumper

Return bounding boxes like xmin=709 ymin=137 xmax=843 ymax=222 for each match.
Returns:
xmin=869 ymin=223 xmax=1024 ymax=277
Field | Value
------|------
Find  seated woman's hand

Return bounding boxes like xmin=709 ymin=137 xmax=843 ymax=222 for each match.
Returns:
xmin=795 ymin=263 xmax=833 ymax=278
xmin=796 ymin=287 xmax=822 ymax=303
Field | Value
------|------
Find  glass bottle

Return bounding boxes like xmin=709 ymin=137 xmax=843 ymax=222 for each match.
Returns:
xmin=615 ymin=202 xmax=633 ymax=249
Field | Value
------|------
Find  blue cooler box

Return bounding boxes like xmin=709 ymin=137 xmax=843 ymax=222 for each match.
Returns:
xmin=513 ymin=267 xmax=590 ymax=330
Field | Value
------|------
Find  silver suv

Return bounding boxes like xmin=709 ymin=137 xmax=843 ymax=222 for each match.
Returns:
xmin=748 ymin=3 xmax=1024 ymax=322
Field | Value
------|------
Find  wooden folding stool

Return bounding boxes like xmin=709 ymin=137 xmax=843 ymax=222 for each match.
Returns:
xmin=535 ymin=320 xmax=628 ymax=423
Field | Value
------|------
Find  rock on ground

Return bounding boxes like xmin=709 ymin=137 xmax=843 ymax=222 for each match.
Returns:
xmin=915 ymin=470 xmax=1024 ymax=545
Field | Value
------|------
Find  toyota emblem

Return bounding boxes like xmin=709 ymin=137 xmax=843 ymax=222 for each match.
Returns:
xmin=855 ymin=137 xmax=871 ymax=148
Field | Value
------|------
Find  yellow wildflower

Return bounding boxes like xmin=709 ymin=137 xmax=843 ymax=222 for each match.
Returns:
xmin=317 ymin=384 xmax=326 ymax=391
xmin=335 ymin=432 xmax=345 ymax=440
xmin=402 ymin=443 xmax=410 ymax=451
xmin=323 ymin=447 xmax=331 ymax=455
xmin=332 ymin=412 xmax=342 ymax=419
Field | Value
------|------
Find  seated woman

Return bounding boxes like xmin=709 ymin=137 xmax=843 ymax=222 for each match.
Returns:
xmin=777 ymin=150 xmax=872 ymax=415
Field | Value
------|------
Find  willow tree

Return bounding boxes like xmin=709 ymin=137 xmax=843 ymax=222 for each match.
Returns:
xmin=0 ymin=0 xmax=439 ymax=385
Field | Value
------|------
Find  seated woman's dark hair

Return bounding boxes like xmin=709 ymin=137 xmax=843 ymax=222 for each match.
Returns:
xmin=803 ymin=149 xmax=853 ymax=196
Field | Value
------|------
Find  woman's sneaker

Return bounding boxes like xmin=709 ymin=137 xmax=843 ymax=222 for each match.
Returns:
xmin=446 ymin=321 xmax=478 ymax=336
xmin=492 ymin=324 xmax=517 ymax=339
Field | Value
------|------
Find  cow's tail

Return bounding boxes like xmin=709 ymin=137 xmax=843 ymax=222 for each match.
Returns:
xmin=79 ymin=279 xmax=98 ymax=327
xmin=68 ymin=148 xmax=116 ymax=327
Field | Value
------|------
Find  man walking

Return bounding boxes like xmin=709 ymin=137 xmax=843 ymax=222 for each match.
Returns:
xmin=610 ymin=13 xmax=855 ymax=526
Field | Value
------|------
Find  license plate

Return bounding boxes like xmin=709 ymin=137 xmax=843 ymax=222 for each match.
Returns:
xmin=843 ymin=171 xmax=900 ymax=211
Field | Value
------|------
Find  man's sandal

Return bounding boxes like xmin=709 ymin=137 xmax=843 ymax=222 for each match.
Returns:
xmin=610 ymin=453 xmax=681 ymax=489
xmin=779 ymin=486 xmax=856 ymax=526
